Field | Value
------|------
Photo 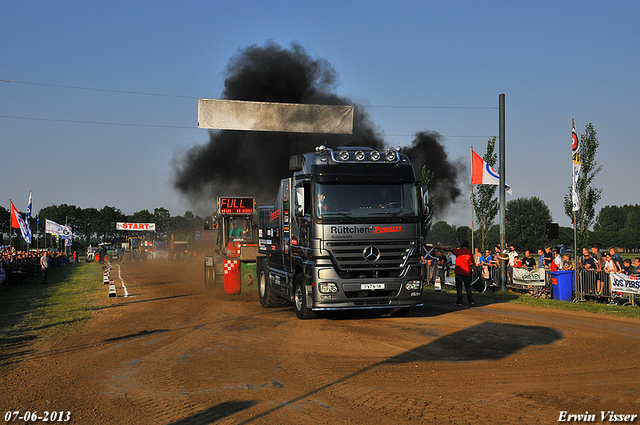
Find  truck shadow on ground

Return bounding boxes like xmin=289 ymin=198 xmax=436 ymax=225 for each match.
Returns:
xmin=384 ymin=321 xmax=562 ymax=362
xmin=229 ymin=321 xmax=561 ymax=424
xmin=166 ymin=400 xmax=258 ymax=425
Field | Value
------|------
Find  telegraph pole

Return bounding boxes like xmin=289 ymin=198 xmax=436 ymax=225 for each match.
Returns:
xmin=499 ymin=94 xmax=507 ymax=291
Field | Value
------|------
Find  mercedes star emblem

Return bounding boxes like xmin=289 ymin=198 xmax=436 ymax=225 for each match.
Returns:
xmin=363 ymin=245 xmax=381 ymax=262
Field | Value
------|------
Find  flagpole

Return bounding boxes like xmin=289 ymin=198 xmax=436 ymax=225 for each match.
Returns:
xmin=470 ymin=146 xmax=475 ymax=257
xmin=572 ymin=118 xmax=578 ymax=298
xmin=9 ymin=200 xmax=12 ymax=249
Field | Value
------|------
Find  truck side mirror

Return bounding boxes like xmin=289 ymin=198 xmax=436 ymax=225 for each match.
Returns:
xmin=421 ymin=187 xmax=430 ymax=216
xmin=295 ymin=187 xmax=305 ymax=217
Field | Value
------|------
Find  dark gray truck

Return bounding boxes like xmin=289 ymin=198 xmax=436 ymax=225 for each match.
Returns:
xmin=257 ymin=146 xmax=428 ymax=319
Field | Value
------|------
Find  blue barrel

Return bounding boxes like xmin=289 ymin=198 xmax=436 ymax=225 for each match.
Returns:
xmin=550 ymin=270 xmax=574 ymax=301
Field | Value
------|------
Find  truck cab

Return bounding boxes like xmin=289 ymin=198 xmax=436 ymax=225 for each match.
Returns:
xmin=258 ymin=146 xmax=428 ymax=319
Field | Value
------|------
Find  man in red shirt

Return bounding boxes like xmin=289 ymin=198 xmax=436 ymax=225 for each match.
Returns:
xmin=453 ymin=240 xmax=475 ymax=306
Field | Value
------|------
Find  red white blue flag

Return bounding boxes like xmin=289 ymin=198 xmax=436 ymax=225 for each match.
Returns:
xmin=471 ymin=150 xmax=511 ymax=194
xmin=26 ymin=190 xmax=32 ymax=222
xmin=10 ymin=200 xmax=31 ymax=243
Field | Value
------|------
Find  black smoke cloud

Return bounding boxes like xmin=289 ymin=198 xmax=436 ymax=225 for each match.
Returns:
xmin=172 ymin=41 xmax=464 ymax=212
xmin=403 ymin=131 xmax=465 ymax=216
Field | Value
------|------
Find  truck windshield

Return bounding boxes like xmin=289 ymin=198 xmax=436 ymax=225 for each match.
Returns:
xmin=315 ymin=183 xmax=419 ymax=220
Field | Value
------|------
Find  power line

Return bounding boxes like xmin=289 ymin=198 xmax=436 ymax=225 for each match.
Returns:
xmin=0 ymin=79 xmax=194 ymax=99
xmin=386 ymin=133 xmax=496 ymax=138
xmin=1 ymin=79 xmax=497 ymax=136
xmin=364 ymin=105 xmax=497 ymax=110
xmin=0 ymin=115 xmax=494 ymax=138
xmin=1 ymin=79 xmax=497 ymax=109
xmin=0 ymin=115 xmax=194 ymax=129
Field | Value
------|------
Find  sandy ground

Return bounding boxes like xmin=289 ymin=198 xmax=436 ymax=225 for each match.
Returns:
xmin=1 ymin=260 xmax=639 ymax=424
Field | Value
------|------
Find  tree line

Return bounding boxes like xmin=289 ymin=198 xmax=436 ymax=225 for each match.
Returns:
xmin=0 ymin=204 xmax=204 ymax=251
xmin=427 ymin=202 xmax=640 ymax=253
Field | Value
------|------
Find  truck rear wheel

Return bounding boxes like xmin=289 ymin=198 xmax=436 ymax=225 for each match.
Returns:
xmin=258 ymin=259 xmax=286 ymax=308
xmin=294 ymin=274 xmax=316 ymax=320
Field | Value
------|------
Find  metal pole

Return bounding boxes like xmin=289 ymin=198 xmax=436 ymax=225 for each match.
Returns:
xmin=572 ymin=118 xmax=579 ymax=300
xmin=499 ymin=94 xmax=507 ymax=291
xmin=9 ymin=200 xmax=12 ymax=250
xmin=470 ymin=146 xmax=475 ymax=258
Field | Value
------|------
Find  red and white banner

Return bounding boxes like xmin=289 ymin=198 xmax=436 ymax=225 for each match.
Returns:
xmin=116 ymin=222 xmax=156 ymax=231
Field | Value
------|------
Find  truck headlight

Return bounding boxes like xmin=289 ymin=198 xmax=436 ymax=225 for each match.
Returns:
xmin=405 ymin=280 xmax=421 ymax=291
xmin=318 ymin=282 xmax=339 ymax=293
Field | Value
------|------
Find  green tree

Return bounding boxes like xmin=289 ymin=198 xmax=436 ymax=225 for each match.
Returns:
xmin=487 ymin=224 xmax=500 ymax=249
xmin=153 ymin=207 xmax=171 ymax=239
xmin=98 ymin=206 xmax=126 ymax=242
xmin=594 ymin=205 xmax=624 ymax=231
xmin=80 ymin=207 xmax=101 ymax=245
xmin=506 ymin=197 xmax=552 ymax=251
xmin=564 ymin=123 xmax=602 ymax=250
xmin=471 ymin=137 xmax=499 ymax=253
xmin=426 ymin=221 xmax=457 ymax=247
xmin=0 ymin=206 xmax=9 ymax=243
xmin=167 ymin=211 xmax=202 ymax=243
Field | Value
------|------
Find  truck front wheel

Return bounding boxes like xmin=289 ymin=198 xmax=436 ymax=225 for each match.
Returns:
xmin=294 ymin=274 xmax=316 ymax=320
xmin=258 ymin=259 xmax=287 ymax=308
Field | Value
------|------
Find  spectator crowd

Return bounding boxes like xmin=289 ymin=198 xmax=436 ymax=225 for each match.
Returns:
xmin=0 ymin=247 xmax=73 ymax=286
xmin=422 ymin=242 xmax=640 ymax=292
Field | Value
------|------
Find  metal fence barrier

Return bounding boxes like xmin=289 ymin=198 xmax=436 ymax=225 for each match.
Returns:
xmin=423 ymin=263 xmax=639 ymax=306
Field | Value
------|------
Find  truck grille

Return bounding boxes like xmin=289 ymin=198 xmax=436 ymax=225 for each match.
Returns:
xmin=325 ymin=240 xmax=415 ymax=272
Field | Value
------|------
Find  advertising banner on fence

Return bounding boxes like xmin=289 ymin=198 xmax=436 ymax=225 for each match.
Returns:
xmin=513 ymin=267 xmax=546 ymax=286
xmin=610 ymin=273 xmax=640 ymax=295
xmin=116 ymin=222 xmax=156 ymax=231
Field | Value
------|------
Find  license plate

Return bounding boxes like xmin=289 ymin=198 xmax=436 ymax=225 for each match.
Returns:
xmin=361 ymin=283 xmax=385 ymax=290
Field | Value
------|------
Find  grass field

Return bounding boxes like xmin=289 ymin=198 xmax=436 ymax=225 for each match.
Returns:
xmin=0 ymin=262 xmax=105 ymax=359
xmin=428 ymin=284 xmax=640 ymax=319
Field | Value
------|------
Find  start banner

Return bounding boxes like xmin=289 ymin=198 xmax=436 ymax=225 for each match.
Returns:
xmin=512 ymin=267 xmax=546 ymax=286
xmin=116 ymin=222 xmax=156 ymax=231
xmin=610 ymin=273 xmax=640 ymax=295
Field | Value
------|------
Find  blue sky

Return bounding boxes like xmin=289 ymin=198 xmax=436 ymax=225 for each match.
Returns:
xmin=2 ymin=0 xmax=638 ymax=229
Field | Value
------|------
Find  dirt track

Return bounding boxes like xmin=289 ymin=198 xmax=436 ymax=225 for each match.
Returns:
xmin=2 ymin=260 xmax=639 ymax=424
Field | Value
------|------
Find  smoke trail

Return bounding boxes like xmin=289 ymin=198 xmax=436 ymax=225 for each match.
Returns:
xmin=403 ymin=131 xmax=466 ymax=218
xmin=171 ymin=41 xmax=464 ymax=213
xmin=172 ymin=41 xmax=384 ymax=207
